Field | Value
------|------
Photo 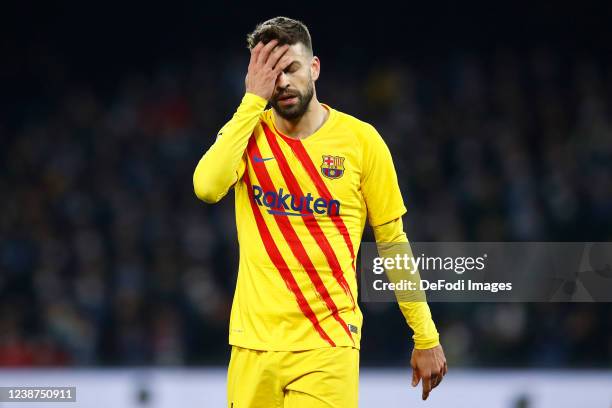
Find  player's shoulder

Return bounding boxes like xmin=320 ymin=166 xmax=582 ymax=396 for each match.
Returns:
xmin=332 ymin=107 xmax=385 ymax=145
xmin=332 ymin=108 xmax=380 ymax=136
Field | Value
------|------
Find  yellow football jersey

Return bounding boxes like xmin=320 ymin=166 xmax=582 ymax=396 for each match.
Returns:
xmin=222 ymin=96 xmax=407 ymax=351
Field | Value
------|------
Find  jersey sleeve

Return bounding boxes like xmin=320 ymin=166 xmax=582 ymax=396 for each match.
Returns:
xmin=193 ymin=92 xmax=267 ymax=203
xmin=373 ymin=218 xmax=440 ymax=349
xmin=360 ymin=124 xmax=408 ymax=227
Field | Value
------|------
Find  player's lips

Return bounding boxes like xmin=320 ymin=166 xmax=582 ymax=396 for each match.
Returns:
xmin=277 ymin=93 xmax=298 ymax=100
xmin=278 ymin=95 xmax=298 ymax=105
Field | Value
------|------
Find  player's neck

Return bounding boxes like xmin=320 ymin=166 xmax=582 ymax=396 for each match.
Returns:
xmin=272 ymin=97 xmax=329 ymax=140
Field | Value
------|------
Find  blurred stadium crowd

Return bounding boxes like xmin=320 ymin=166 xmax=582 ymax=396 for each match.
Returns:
xmin=1 ymin=47 xmax=611 ymax=367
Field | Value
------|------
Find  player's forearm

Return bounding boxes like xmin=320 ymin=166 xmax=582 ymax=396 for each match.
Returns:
xmin=193 ymin=92 xmax=267 ymax=203
xmin=372 ymin=218 xmax=440 ymax=349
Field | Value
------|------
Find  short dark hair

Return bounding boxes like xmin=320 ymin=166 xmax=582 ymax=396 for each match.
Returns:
xmin=246 ymin=17 xmax=313 ymax=55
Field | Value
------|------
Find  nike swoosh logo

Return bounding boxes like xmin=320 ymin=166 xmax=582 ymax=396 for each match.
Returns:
xmin=253 ymin=155 xmax=275 ymax=163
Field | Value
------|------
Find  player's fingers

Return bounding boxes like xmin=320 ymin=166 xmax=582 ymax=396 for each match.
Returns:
xmin=431 ymin=372 xmax=443 ymax=389
xmin=422 ymin=373 xmax=432 ymax=400
xmin=422 ymin=385 xmax=430 ymax=400
xmin=274 ymin=55 xmax=293 ymax=74
xmin=258 ymin=39 xmax=279 ymax=66
xmin=265 ymin=44 xmax=289 ymax=70
xmin=411 ymin=368 xmax=419 ymax=387
xmin=250 ymin=41 xmax=264 ymax=65
xmin=442 ymin=361 xmax=448 ymax=376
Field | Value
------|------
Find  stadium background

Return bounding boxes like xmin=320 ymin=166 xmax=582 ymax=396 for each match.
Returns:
xmin=1 ymin=1 xmax=611 ymax=406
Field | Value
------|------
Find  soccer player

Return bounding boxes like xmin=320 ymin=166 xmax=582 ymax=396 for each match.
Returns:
xmin=193 ymin=16 xmax=447 ymax=407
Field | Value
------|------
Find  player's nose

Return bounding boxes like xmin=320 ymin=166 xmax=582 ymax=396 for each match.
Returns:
xmin=275 ymin=72 xmax=290 ymax=88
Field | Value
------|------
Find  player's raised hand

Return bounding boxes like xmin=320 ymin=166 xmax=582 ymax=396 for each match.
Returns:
xmin=245 ymin=40 xmax=292 ymax=100
xmin=410 ymin=344 xmax=448 ymax=400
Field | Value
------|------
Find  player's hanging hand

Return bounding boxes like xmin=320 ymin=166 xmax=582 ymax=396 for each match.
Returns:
xmin=410 ymin=344 xmax=448 ymax=400
xmin=245 ymin=39 xmax=293 ymax=100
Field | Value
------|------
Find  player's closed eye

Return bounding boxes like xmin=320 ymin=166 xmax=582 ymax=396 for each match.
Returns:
xmin=284 ymin=62 xmax=300 ymax=74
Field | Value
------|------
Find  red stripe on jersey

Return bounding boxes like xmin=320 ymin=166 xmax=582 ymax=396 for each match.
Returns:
xmin=262 ymin=122 xmax=356 ymax=311
xmin=247 ymin=137 xmax=354 ymax=346
xmin=272 ymin=122 xmax=357 ymax=271
xmin=243 ymin=165 xmax=335 ymax=347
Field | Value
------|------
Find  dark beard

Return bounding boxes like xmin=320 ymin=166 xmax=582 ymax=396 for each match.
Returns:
xmin=270 ymin=82 xmax=315 ymax=121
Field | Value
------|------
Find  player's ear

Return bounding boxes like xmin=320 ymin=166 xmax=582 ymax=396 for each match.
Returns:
xmin=311 ymin=56 xmax=320 ymax=81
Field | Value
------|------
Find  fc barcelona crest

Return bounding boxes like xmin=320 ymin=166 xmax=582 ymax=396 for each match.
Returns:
xmin=321 ymin=155 xmax=345 ymax=179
